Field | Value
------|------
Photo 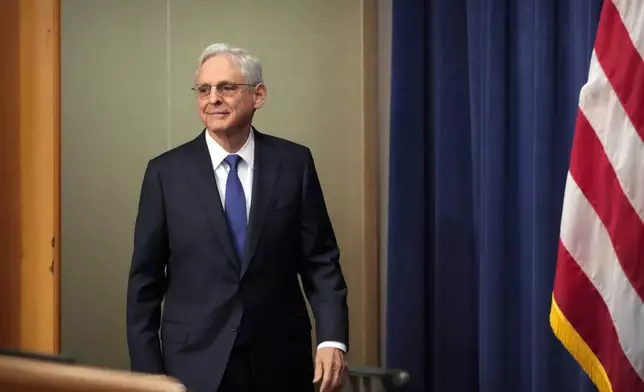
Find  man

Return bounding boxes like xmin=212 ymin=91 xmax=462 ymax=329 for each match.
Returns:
xmin=126 ymin=43 xmax=349 ymax=392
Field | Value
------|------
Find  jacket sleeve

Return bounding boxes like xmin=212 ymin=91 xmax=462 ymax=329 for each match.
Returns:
xmin=126 ymin=161 xmax=169 ymax=374
xmin=297 ymin=148 xmax=350 ymax=351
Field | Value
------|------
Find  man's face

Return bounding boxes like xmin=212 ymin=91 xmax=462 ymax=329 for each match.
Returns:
xmin=194 ymin=54 xmax=266 ymax=135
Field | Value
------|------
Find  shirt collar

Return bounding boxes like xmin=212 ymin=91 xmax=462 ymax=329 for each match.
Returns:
xmin=205 ymin=128 xmax=255 ymax=170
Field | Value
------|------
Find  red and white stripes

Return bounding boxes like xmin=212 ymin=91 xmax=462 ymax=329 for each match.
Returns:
xmin=550 ymin=1 xmax=644 ymax=391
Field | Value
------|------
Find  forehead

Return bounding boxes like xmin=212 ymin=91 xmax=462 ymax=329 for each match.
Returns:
xmin=195 ymin=54 xmax=245 ymax=83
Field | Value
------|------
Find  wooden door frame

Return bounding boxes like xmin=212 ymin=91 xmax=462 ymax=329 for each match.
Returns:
xmin=0 ymin=0 xmax=61 ymax=353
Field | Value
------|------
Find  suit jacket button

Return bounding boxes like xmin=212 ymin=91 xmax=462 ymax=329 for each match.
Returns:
xmin=231 ymin=324 xmax=239 ymax=332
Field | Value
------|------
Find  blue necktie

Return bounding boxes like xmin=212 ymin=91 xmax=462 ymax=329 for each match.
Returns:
xmin=224 ymin=154 xmax=247 ymax=260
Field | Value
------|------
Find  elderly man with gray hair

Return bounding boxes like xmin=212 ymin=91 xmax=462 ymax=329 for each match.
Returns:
xmin=126 ymin=43 xmax=349 ymax=392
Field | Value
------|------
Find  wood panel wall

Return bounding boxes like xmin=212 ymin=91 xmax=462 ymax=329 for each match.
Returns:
xmin=0 ymin=0 xmax=61 ymax=354
xmin=360 ymin=0 xmax=381 ymax=366
xmin=0 ymin=0 xmax=23 ymax=352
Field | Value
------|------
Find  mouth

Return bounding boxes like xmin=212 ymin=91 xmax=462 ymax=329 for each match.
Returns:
xmin=206 ymin=111 xmax=229 ymax=118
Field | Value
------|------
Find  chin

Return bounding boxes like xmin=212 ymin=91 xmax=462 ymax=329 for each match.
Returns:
xmin=206 ymin=121 xmax=229 ymax=133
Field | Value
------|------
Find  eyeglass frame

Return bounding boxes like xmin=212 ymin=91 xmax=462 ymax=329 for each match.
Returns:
xmin=191 ymin=82 xmax=258 ymax=98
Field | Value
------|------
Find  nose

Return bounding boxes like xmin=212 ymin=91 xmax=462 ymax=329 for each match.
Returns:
xmin=207 ymin=88 xmax=222 ymax=104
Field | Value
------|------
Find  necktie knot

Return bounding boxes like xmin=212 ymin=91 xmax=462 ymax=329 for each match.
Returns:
xmin=224 ymin=154 xmax=242 ymax=171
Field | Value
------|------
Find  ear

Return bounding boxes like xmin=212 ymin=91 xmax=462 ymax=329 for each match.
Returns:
xmin=253 ymin=83 xmax=267 ymax=109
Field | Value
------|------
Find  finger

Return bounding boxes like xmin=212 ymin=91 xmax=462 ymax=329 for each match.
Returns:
xmin=340 ymin=359 xmax=350 ymax=390
xmin=331 ymin=360 xmax=344 ymax=391
xmin=313 ymin=358 xmax=323 ymax=383
xmin=319 ymin=358 xmax=333 ymax=392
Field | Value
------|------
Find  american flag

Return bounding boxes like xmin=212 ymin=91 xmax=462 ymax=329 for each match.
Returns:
xmin=550 ymin=0 xmax=644 ymax=391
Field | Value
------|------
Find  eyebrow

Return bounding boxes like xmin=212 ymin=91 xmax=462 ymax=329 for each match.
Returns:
xmin=195 ymin=81 xmax=239 ymax=85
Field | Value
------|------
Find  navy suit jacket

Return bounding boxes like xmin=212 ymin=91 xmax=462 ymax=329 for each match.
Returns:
xmin=126 ymin=129 xmax=349 ymax=392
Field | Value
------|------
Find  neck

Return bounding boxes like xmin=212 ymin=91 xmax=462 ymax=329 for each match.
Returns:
xmin=208 ymin=125 xmax=251 ymax=153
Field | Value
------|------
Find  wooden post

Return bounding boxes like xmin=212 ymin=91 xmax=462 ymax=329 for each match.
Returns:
xmin=0 ymin=0 xmax=61 ymax=353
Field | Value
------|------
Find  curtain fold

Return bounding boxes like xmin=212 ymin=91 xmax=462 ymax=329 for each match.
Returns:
xmin=386 ymin=1 xmax=603 ymax=391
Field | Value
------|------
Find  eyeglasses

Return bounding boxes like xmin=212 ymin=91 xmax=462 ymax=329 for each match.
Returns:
xmin=191 ymin=82 xmax=255 ymax=98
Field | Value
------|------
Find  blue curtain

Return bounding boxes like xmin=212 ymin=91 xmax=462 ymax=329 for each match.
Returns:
xmin=386 ymin=1 xmax=603 ymax=391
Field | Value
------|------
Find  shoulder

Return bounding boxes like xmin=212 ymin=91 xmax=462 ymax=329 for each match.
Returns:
xmin=255 ymin=130 xmax=313 ymax=164
xmin=146 ymin=131 xmax=204 ymax=170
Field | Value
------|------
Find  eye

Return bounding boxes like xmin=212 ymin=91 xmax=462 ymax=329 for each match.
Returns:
xmin=196 ymin=84 xmax=210 ymax=94
xmin=220 ymin=83 xmax=238 ymax=92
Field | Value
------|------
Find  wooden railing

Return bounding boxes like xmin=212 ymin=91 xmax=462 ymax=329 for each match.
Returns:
xmin=0 ymin=349 xmax=411 ymax=392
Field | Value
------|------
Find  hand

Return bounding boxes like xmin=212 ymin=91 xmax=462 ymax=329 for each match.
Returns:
xmin=146 ymin=374 xmax=168 ymax=381
xmin=313 ymin=347 xmax=347 ymax=392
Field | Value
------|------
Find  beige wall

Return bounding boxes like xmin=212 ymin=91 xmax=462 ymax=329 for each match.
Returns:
xmin=61 ymin=0 xmax=379 ymax=369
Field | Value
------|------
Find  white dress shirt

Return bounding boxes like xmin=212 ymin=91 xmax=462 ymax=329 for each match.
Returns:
xmin=205 ymin=128 xmax=255 ymax=218
xmin=205 ymin=130 xmax=346 ymax=352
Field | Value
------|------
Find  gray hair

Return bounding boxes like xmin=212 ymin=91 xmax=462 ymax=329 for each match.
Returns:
xmin=197 ymin=43 xmax=263 ymax=85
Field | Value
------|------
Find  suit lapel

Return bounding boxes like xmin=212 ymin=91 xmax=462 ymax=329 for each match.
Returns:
xmin=242 ymin=130 xmax=279 ymax=276
xmin=186 ymin=131 xmax=241 ymax=272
